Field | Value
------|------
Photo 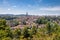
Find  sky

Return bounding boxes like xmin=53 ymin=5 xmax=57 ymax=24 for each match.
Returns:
xmin=0 ymin=0 xmax=60 ymax=15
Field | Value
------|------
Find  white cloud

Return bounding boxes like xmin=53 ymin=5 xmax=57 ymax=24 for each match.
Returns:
xmin=39 ymin=7 xmax=60 ymax=11
xmin=8 ymin=8 xmax=11 ymax=11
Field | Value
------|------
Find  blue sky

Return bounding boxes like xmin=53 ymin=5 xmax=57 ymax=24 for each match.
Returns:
xmin=0 ymin=0 xmax=60 ymax=15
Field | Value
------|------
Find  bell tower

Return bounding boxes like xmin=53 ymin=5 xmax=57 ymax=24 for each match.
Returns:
xmin=26 ymin=12 xmax=28 ymax=16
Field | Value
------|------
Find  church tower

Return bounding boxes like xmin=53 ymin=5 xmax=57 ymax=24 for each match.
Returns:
xmin=26 ymin=12 xmax=28 ymax=16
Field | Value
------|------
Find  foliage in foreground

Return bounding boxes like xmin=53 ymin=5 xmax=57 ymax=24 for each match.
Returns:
xmin=0 ymin=19 xmax=60 ymax=40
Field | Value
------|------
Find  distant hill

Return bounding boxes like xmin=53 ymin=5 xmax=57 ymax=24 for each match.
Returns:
xmin=0 ymin=14 xmax=14 ymax=16
xmin=0 ymin=14 xmax=32 ymax=20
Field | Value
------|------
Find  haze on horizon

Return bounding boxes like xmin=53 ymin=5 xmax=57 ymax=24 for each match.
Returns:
xmin=0 ymin=0 xmax=60 ymax=15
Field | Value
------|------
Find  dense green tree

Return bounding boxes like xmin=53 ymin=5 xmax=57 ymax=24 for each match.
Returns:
xmin=46 ymin=21 xmax=60 ymax=36
xmin=31 ymin=26 xmax=37 ymax=35
xmin=46 ymin=22 xmax=52 ymax=35
xmin=0 ymin=19 xmax=12 ymax=40
xmin=12 ymin=28 xmax=21 ymax=38
xmin=22 ymin=27 xmax=33 ymax=40
xmin=23 ymin=27 xmax=29 ymax=38
xmin=36 ymin=17 xmax=48 ymax=24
